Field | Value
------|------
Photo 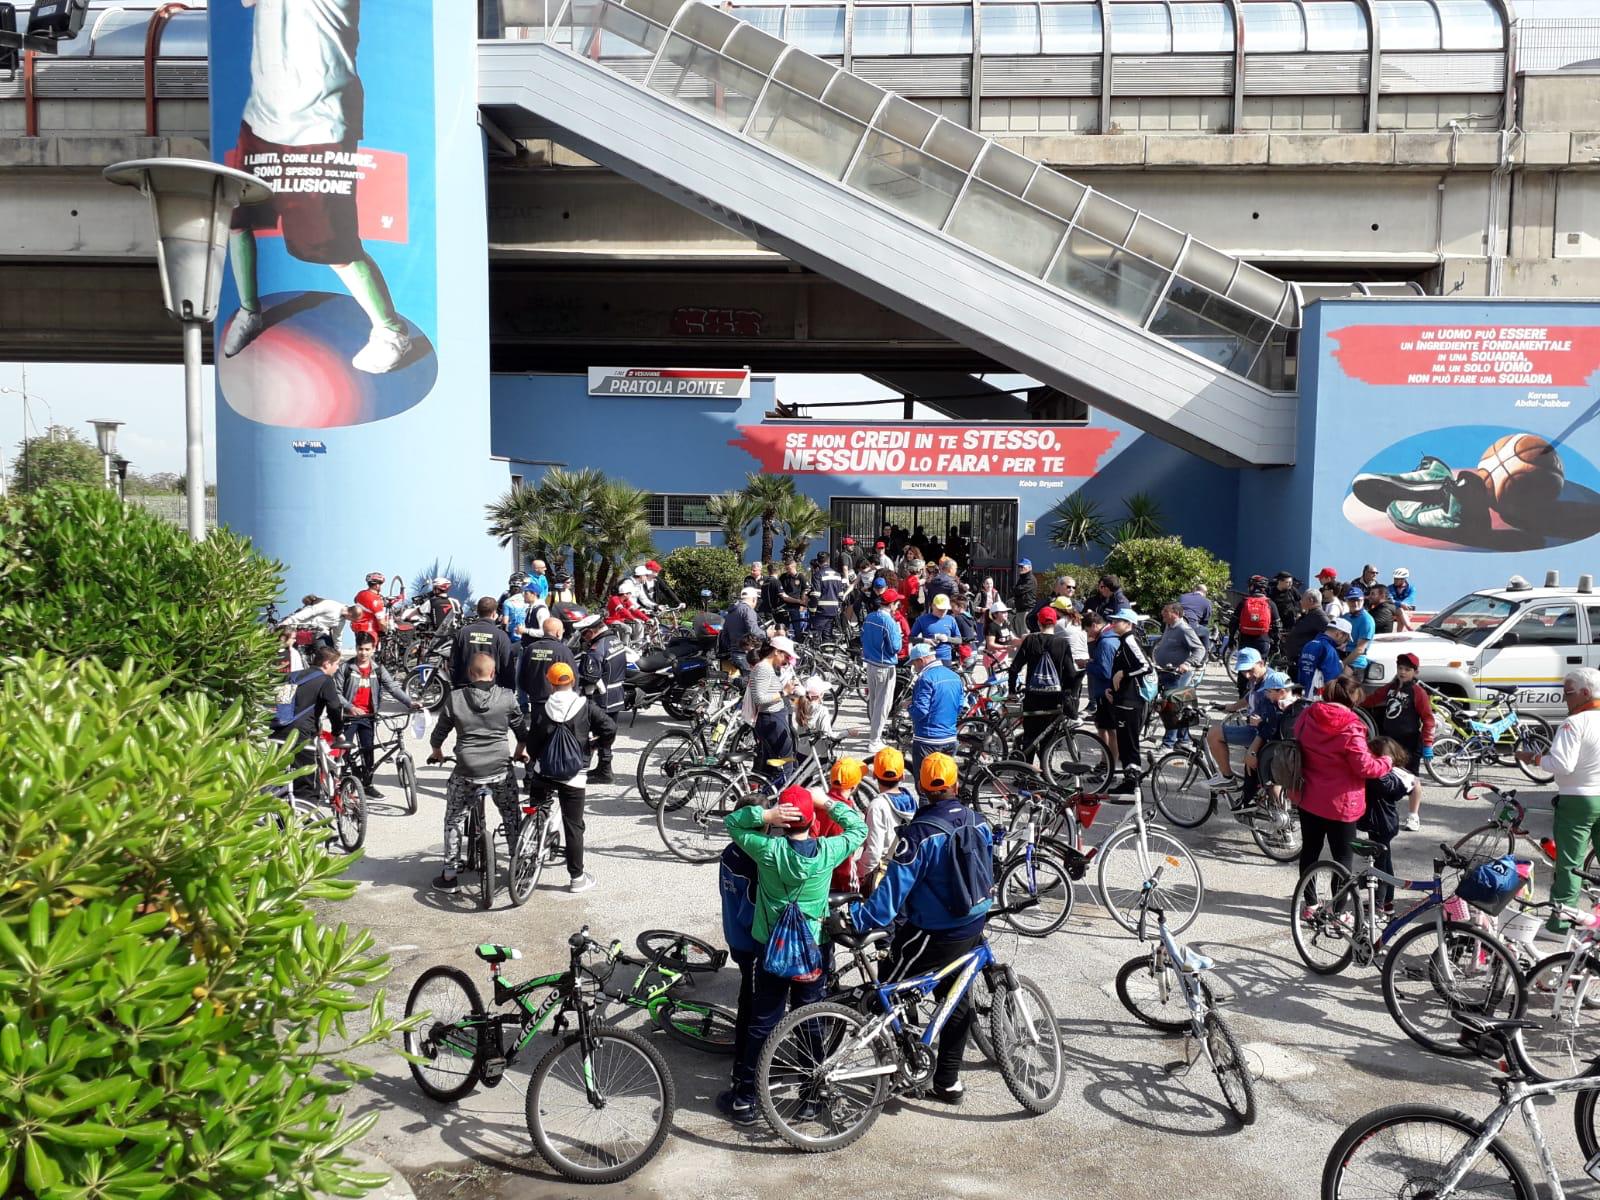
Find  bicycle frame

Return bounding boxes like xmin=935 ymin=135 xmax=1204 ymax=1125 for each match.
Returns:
xmin=1434 ymin=1074 xmax=1600 ymax=1199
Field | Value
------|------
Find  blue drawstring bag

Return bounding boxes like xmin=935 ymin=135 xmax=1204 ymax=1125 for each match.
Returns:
xmin=763 ymin=900 xmax=823 ymax=982
xmin=1456 ymin=854 xmax=1525 ymax=914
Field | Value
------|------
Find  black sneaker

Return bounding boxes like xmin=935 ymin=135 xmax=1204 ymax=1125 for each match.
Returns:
xmin=363 ymin=783 xmax=382 ymax=800
xmin=925 ymin=1080 xmax=965 ymax=1105
xmin=586 ymin=768 xmax=615 ymax=785
xmin=432 ymin=872 xmax=460 ymax=892
xmin=715 ymin=1089 xmax=758 ymax=1127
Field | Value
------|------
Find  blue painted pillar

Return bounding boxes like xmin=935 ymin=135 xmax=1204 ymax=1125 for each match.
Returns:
xmin=207 ymin=0 xmax=504 ymax=603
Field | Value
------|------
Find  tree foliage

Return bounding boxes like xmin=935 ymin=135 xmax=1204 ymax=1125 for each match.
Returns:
xmin=0 ymin=486 xmax=282 ymax=713
xmin=1101 ymin=537 xmax=1231 ymax=619
xmin=658 ymin=545 xmax=746 ymax=608
xmin=9 ymin=426 xmax=102 ymax=494
xmin=705 ymin=491 xmax=759 ymax=560
xmin=485 ymin=469 xmax=652 ymax=603
xmin=0 ymin=658 xmax=405 ymax=1199
xmin=774 ymin=492 xmax=831 ymax=564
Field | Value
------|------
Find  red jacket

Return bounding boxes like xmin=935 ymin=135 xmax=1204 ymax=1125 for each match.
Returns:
xmin=1359 ymin=680 xmax=1436 ymax=749
xmin=890 ymin=605 xmax=912 ymax=661
xmin=1295 ymin=702 xmax=1393 ymax=823
xmin=816 ymin=788 xmax=867 ymax=893
xmin=606 ymin=594 xmax=648 ymax=624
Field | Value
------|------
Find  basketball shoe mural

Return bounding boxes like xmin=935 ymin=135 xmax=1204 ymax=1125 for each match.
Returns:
xmin=1348 ymin=427 xmax=1600 ymax=551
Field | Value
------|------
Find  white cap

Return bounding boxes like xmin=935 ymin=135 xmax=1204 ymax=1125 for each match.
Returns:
xmin=988 ymin=599 xmax=1009 ymax=613
xmin=803 ymin=674 xmax=829 ymax=698
xmin=618 ymin=579 xmax=636 ymax=595
xmin=634 ymin=564 xmax=649 ymax=577
xmin=769 ymin=634 xmax=797 ymax=658
xmin=1331 ymin=617 xmax=1353 ymax=637
xmin=740 ymin=586 xmax=760 ymax=603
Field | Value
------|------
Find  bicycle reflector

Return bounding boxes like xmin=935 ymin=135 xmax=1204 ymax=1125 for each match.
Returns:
xmin=1164 ymin=855 xmax=1182 ymax=869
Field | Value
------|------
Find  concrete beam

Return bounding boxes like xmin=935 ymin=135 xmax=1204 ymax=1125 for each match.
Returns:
xmin=1267 ymin=133 xmax=1394 ymax=167
xmin=862 ymin=371 xmax=1029 ymax=421
xmin=0 ymin=134 xmax=207 ymax=168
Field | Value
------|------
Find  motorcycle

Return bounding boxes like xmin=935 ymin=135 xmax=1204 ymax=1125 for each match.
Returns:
xmin=623 ymin=607 xmax=723 ymax=719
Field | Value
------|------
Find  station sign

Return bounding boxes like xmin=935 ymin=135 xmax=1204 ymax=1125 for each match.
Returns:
xmin=588 ymin=367 xmax=751 ymax=399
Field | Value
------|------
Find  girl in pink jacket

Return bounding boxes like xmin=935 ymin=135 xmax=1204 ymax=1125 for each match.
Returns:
xmin=1295 ymin=678 xmax=1392 ymax=884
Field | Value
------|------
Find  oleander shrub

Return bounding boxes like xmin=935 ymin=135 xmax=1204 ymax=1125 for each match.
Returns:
xmin=659 ymin=545 xmax=746 ymax=607
xmin=0 ymin=657 xmax=404 ymax=1199
xmin=0 ymin=486 xmax=281 ymax=713
xmin=1101 ymin=537 xmax=1232 ymax=619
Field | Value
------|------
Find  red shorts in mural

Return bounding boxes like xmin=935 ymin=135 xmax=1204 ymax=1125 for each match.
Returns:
xmin=230 ymin=122 xmax=363 ymax=265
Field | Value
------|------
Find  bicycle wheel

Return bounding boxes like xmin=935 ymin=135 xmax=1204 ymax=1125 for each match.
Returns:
xmin=404 ymin=662 xmax=448 ymax=711
xmin=1424 ymin=735 xmax=1473 ymax=786
xmin=956 ymin=717 xmax=1009 ymax=767
xmin=1577 ymin=1086 xmax=1600 ymax=1161
xmin=1095 ymin=825 xmax=1204 ymax=936
xmin=636 ymin=729 xmax=702 ymax=810
xmin=1042 ymin=729 xmax=1111 ymax=794
xmin=397 ymin=752 xmax=418 ymax=816
xmin=333 ymin=777 xmax=367 ymax=853
xmin=1515 ymin=716 xmax=1555 ymax=784
xmin=1381 ymin=919 xmax=1527 ymax=1057
xmin=476 ymin=805 xmax=497 ymax=911
xmin=967 ymin=760 xmax=1047 ymax=828
xmin=1290 ymin=862 xmax=1358 ymax=975
xmin=1116 ymin=952 xmax=1211 ymax=1033
xmin=1248 ymin=790 xmax=1303 ymax=863
xmin=989 ymin=974 xmax=1065 ymax=1115
xmin=996 ymin=849 xmax=1074 ymax=937
xmin=970 ymin=966 xmax=998 ymax=1062
xmin=655 ymin=768 xmax=740 ymax=864
xmin=507 ymin=809 xmax=549 ymax=907
xmin=526 ymin=1025 xmax=674 ymax=1185
xmin=653 ymin=998 xmax=737 ymax=1054
xmin=1149 ymin=750 xmax=1216 ymax=829
xmin=757 ymin=1001 xmax=889 ymax=1152
xmin=1517 ymin=951 xmax=1600 ymax=1082
xmin=635 ymin=929 xmax=724 ymax=972
xmin=1203 ymin=1011 xmax=1256 ymax=1126
xmin=1452 ymin=822 xmax=1516 ymax=870
xmin=1321 ymin=1104 xmax=1535 ymax=1200
xmin=403 ymin=966 xmax=485 ymax=1102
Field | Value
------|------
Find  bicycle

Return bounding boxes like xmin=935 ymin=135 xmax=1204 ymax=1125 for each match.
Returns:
xmin=1148 ymin=728 xmax=1302 ymax=864
xmin=956 ymin=695 xmax=1112 ymax=792
xmin=437 ymin=756 xmax=542 ymax=910
xmin=1117 ymin=895 xmax=1256 ymax=1126
xmin=1321 ymin=1010 xmax=1600 ymax=1200
xmin=1290 ymin=840 xmax=1528 ymax=1056
xmin=754 ymin=905 xmax=1065 ymax=1152
xmin=313 ymin=731 xmax=367 ymax=853
xmin=369 ymin=704 xmax=421 ymax=816
xmin=402 ymin=927 xmax=675 ymax=1184
xmin=403 ymin=647 xmax=451 ymax=712
xmin=1451 ymin=779 xmax=1600 ymax=878
xmin=588 ymin=929 xmax=738 ymax=1053
xmin=1422 ymin=683 xmax=1556 ymax=787
xmin=633 ymin=692 xmax=754 ymax=809
xmin=1514 ymin=888 xmax=1600 ymax=1083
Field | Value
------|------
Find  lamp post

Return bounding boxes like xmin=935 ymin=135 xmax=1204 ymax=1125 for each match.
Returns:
xmin=112 ymin=455 xmax=131 ymax=501
xmin=89 ymin=419 xmax=124 ymax=490
xmin=102 ymin=158 xmax=269 ymax=541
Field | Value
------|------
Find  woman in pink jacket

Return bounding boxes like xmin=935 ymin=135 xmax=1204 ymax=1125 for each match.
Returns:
xmin=1295 ymin=677 xmax=1392 ymax=887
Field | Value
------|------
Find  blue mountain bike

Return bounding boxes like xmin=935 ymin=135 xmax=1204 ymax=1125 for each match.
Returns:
xmin=754 ymin=903 xmax=1065 ymax=1152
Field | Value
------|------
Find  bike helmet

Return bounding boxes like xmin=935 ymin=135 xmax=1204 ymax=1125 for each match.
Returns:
xmin=509 ymin=571 xmax=530 ymax=589
xmin=432 ymin=577 xmax=452 ymax=592
xmin=830 ymin=757 xmax=865 ymax=791
xmin=919 ymin=752 xmax=959 ymax=795
xmin=873 ymin=747 xmax=905 ymax=783
xmin=365 ymin=571 xmax=385 ymax=586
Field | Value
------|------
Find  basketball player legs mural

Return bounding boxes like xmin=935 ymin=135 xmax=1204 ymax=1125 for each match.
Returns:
xmin=222 ymin=0 xmax=412 ymax=376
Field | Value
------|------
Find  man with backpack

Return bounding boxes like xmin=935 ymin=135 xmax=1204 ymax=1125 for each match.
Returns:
xmin=575 ymin=614 xmax=624 ymax=784
xmin=719 ymin=785 xmax=866 ymax=1126
xmin=523 ymin=661 xmax=615 ymax=894
xmin=839 ymin=753 xmax=993 ymax=1105
xmin=1008 ymin=606 xmax=1076 ymax=766
xmin=272 ymin=644 xmax=349 ymax=801
xmin=1228 ymin=576 xmax=1279 ymax=694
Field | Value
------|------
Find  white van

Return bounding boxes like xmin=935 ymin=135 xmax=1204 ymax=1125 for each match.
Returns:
xmin=1363 ymin=574 xmax=1598 ymax=717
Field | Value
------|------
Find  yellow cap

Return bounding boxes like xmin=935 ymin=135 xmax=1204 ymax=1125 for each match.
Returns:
xmin=919 ymin=752 xmax=959 ymax=793
xmin=829 ymin=757 xmax=865 ymax=791
xmin=872 ymin=746 xmax=905 ymax=782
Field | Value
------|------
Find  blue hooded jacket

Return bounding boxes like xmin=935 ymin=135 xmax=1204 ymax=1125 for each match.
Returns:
xmin=1297 ymin=632 xmax=1344 ymax=693
xmin=909 ymin=662 xmax=963 ymax=741
xmin=849 ymin=799 xmax=994 ymax=938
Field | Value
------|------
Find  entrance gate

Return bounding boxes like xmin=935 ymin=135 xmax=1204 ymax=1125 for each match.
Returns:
xmin=830 ymin=498 xmax=1019 ymax=591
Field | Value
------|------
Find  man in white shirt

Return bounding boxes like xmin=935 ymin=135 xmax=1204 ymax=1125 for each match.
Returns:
xmin=1520 ymin=667 xmax=1600 ymax=931
xmin=223 ymin=0 xmax=412 ymax=375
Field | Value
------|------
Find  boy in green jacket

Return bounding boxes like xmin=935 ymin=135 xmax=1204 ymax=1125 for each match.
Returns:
xmin=719 ymin=786 xmax=866 ymax=1125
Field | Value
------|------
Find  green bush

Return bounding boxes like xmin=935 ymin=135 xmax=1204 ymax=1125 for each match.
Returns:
xmin=0 ymin=657 xmax=404 ymax=1198
xmin=1035 ymin=560 xmax=1105 ymax=590
xmin=0 ymin=486 xmax=281 ymax=713
xmin=660 ymin=545 xmax=745 ymax=607
xmin=1102 ymin=537 xmax=1231 ymax=618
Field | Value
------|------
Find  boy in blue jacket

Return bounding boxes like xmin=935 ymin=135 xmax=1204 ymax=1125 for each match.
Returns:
xmin=1297 ymin=619 xmax=1351 ymax=696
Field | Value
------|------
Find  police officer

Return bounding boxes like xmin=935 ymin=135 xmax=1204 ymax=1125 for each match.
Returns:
xmin=575 ymin=614 xmax=624 ymax=784
xmin=812 ymin=557 xmax=847 ymax=636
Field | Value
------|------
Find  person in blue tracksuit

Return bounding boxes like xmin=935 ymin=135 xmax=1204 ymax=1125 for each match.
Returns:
xmin=716 ymin=840 xmax=762 ymax=1124
xmin=910 ymin=593 xmax=961 ymax=663
xmin=907 ymin=643 xmax=962 ymax=780
xmin=860 ymin=598 xmax=903 ymax=753
xmin=842 ymin=752 xmax=993 ymax=1105
xmin=1297 ymin=619 xmax=1351 ymax=696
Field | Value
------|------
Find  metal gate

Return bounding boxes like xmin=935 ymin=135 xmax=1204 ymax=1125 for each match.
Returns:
xmin=829 ymin=498 xmax=1018 ymax=591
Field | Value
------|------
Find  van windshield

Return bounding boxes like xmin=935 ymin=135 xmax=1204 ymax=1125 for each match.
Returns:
xmin=1421 ymin=594 xmax=1520 ymax=646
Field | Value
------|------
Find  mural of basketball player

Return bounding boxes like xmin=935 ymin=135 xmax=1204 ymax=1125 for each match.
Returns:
xmin=221 ymin=0 xmax=412 ymax=375
xmin=1350 ymin=430 xmax=1600 ymax=550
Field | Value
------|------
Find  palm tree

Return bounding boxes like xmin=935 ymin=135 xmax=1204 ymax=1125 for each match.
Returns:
xmin=775 ymin=492 xmax=831 ymax=563
xmin=740 ymin=473 xmax=798 ymax=564
xmin=486 ymin=468 xmax=646 ymax=601
xmin=1116 ymin=492 xmax=1167 ymax=542
xmin=588 ymin=479 xmax=653 ymax=598
xmin=1047 ymin=492 xmax=1111 ymax=556
xmin=707 ymin=491 xmax=759 ymax=559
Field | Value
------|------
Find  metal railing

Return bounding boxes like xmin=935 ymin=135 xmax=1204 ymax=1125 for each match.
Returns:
xmin=1516 ymin=17 xmax=1600 ymax=74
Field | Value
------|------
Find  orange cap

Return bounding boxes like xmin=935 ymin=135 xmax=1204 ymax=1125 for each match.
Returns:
xmin=919 ymin=752 xmax=958 ymax=794
xmin=872 ymin=746 xmax=905 ymax=782
xmin=546 ymin=661 xmax=575 ymax=686
xmin=830 ymin=757 xmax=865 ymax=791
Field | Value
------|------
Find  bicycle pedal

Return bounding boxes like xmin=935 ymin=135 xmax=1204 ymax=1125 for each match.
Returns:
xmin=1586 ymin=1150 xmax=1600 ymax=1182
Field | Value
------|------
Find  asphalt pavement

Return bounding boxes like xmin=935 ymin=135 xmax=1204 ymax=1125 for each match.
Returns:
xmin=327 ymin=668 xmax=1598 ymax=1199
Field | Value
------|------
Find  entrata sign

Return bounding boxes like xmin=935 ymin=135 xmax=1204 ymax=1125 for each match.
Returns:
xmin=730 ymin=424 xmax=1118 ymax=476
xmin=1331 ymin=325 xmax=1600 ymax=388
xmin=588 ymin=367 xmax=751 ymax=399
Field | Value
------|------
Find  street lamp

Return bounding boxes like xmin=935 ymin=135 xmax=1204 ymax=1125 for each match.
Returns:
xmin=102 ymin=158 xmax=270 ymax=541
xmin=112 ymin=455 xmax=131 ymax=501
xmin=89 ymin=419 xmax=123 ymax=490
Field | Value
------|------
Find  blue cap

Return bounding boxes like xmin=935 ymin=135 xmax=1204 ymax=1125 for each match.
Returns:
xmin=907 ymin=642 xmax=935 ymax=662
xmin=1262 ymin=669 xmax=1291 ymax=690
xmin=1018 ymin=558 xmax=1031 ymax=569
xmin=1233 ymin=647 xmax=1263 ymax=671
xmin=1107 ymin=608 xmax=1142 ymax=623
xmin=874 ymin=577 xmax=886 ymax=588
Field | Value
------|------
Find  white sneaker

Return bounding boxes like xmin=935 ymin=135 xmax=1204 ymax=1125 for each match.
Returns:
xmin=1401 ymin=812 xmax=1421 ymax=832
xmin=567 ymin=872 xmax=597 ymax=894
xmin=351 ymin=325 xmax=412 ymax=374
xmin=1204 ymin=773 xmax=1235 ymax=790
xmin=222 ymin=307 xmax=264 ymax=357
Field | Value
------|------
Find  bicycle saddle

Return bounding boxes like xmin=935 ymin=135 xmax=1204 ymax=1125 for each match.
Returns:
xmin=1178 ymin=947 xmax=1213 ymax=973
xmin=1350 ymin=838 xmax=1381 ymax=860
xmin=1051 ymin=762 xmax=1091 ymax=777
xmin=833 ymin=927 xmax=889 ymax=950
xmin=475 ymin=944 xmax=522 ymax=964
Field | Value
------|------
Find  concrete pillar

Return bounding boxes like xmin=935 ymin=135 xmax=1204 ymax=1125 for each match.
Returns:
xmin=207 ymin=0 xmax=504 ymax=604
